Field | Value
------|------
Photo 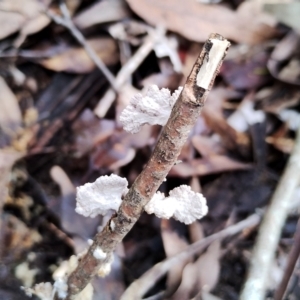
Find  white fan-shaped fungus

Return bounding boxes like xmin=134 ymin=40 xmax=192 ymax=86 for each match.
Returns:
xmin=145 ymin=185 xmax=208 ymax=224
xmin=75 ymin=174 xmax=128 ymax=218
xmin=120 ymin=85 xmax=183 ymax=134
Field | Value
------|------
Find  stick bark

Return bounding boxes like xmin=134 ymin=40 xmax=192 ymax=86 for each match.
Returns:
xmin=64 ymin=33 xmax=230 ymax=299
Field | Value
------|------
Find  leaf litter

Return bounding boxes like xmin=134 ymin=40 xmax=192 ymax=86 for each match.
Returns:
xmin=0 ymin=0 xmax=300 ymax=299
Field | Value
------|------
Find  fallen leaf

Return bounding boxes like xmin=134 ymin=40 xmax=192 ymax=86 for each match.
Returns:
xmin=221 ymin=50 xmax=271 ymax=90
xmin=74 ymin=0 xmax=130 ymax=29
xmin=0 ymin=0 xmax=51 ymax=41
xmin=14 ymin=14 xmax=51 ymax=47
xmin=266 ymin=136 xmax=294 ymax=154
xmin=169 ymin=156 xmax=252 ymax=178
xmin=126 ymin=0 xmax=277 ymax=44
xmin=195 ymin=240 xmax=221 ymax=292
xmin=0 ymin=149 xmax=23 ymax=211
xmin=171 ymin=241 xmax=221 ymax=299
xmin=39 ymin=38 xmax=118 ymax=73
xmin=49 ymin=166 xmax=100 ymax=241
xmin=192 ymin=136 xmax=224 ymax=157
xmin=0 ymin=76 xmax=22 ymax=138
xmin=161 ymin=219 xmax=190 ymax=297
xmin=72 ymin=109 xmax=116 ymax=157
xmin=267 ymin=31 xmax=300 ymax=86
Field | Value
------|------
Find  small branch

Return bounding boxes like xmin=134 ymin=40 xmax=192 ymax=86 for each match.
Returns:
xmin=274 ymin=218 xmax=300 ymax=300
xmin=121 ymin=213 xmax=261 ymax=300
xmin=46 ymin=2 xmax=118 ymax=91
xmin=64 ymin=33 xmax=230 ymax=299
xmin=240 ymin=125 xmax=300 ymax=300
xmin=94 ymin=29 xmax=160 ymax=118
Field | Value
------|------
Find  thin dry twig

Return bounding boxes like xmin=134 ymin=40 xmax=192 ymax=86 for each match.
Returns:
xmin=121 ymin=213 xmax=261 ymax=300
xmin=274 ymin=217 xmax=300 ymax=300
xmin=46 ymin=1 xmax=118 ymax=91
xmin=62 ymin=33 xmax=230 ymax=299
xmin=240 ymin=125 xmax=300 ymax=300
xmin=94 ymin=28 xmax=162 ymax=118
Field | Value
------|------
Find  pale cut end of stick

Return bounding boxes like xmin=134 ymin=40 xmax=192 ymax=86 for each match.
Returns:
xmin=196 ymin=34 xmax=230 ymax=90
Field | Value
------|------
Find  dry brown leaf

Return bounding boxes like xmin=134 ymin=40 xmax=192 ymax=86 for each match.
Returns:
xmin=0 ymin=0 xmax=51 ymax=41
xmin=189 ymin=221 xmax=205 ymax=244
xmin=15 ymin=14 xmax=51 ymax=47
xmin=126 ymin=0 xmax=277 ymax=44
xmin=0 ymin=11 xmax=25 ymax=40
xmin=161 ymin=219 xmax=191 ymax=297
xmin=0 ymin=214 xmax=42 ymax=259
xmin=195 ymin=240 xmax=221 ymax=292
xmin=171 ymin=262 xmax=199 ymax=300
xmin=39 ymin=38 xmax=118 ymax=73
xmin=0 ymin=149 xmax=23 ymax=211
xmin=192 ymin=136 xmax=224 ymax=157
xmin=172 ymin=241 xmax=220 ymax=299
xmin=74 ymin=0 xmax=130 ymax=29
xmin=266 ymin=137 xmax=295 ymax=154
xmin=268 ymin=31 xmax=300 ymax=85
xmin=0 ymin=76 xmax=22 ymax=136
xmin=169 ymin=156 xmax=252 ymax=178
xmin=49 ymin=166 xmax=100 ymax=240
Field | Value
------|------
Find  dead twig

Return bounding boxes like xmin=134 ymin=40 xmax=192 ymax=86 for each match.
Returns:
xmin=94 ymin=28 xmax=162 ymax=118
xmin=121 ymin=213 xmax=261 ymax=300
xmin=274 ymin=217 xmax=300 ymax=300
xmin=63 ymin=33 xmax=230 ymax=299
xmin=240 ymin=125 xmax=300 ymax=300
xmin=46 ymin=1 xmax=118 ymax=91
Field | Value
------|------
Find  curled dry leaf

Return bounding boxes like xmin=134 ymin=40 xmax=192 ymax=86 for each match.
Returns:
xmin=126 ymin=0 xmax=277 ymax=44
xmin=169 ymin=157 xmax=252 ymax=178
xmin=39 ymin=38 xmax=118 ymax=73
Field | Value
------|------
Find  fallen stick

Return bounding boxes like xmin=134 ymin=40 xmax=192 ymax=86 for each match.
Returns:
xmin=64 ymin=33 xmax=230 ymax=299
xmin=240 ymin=125 xmax=300 ymax=300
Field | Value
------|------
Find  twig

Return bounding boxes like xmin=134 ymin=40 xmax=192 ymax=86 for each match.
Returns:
xmin=121 ymin=213 xmax=261 ymax=300
xmin=63 ymin=33 xmax=230 ymax=299
xmin=274 ymin=217 xmax=300 ymax=300
xmin=46 ymin=2 xmax=118 ymax=91
xmin=240 ymin=125 xmax=300 ymax=300
xmin=94 ymin=28 xmax=161 ymax=118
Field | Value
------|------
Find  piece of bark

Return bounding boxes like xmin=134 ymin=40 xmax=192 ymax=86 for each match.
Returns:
xmin=63 ymin=33 xmax=230 ymax=299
